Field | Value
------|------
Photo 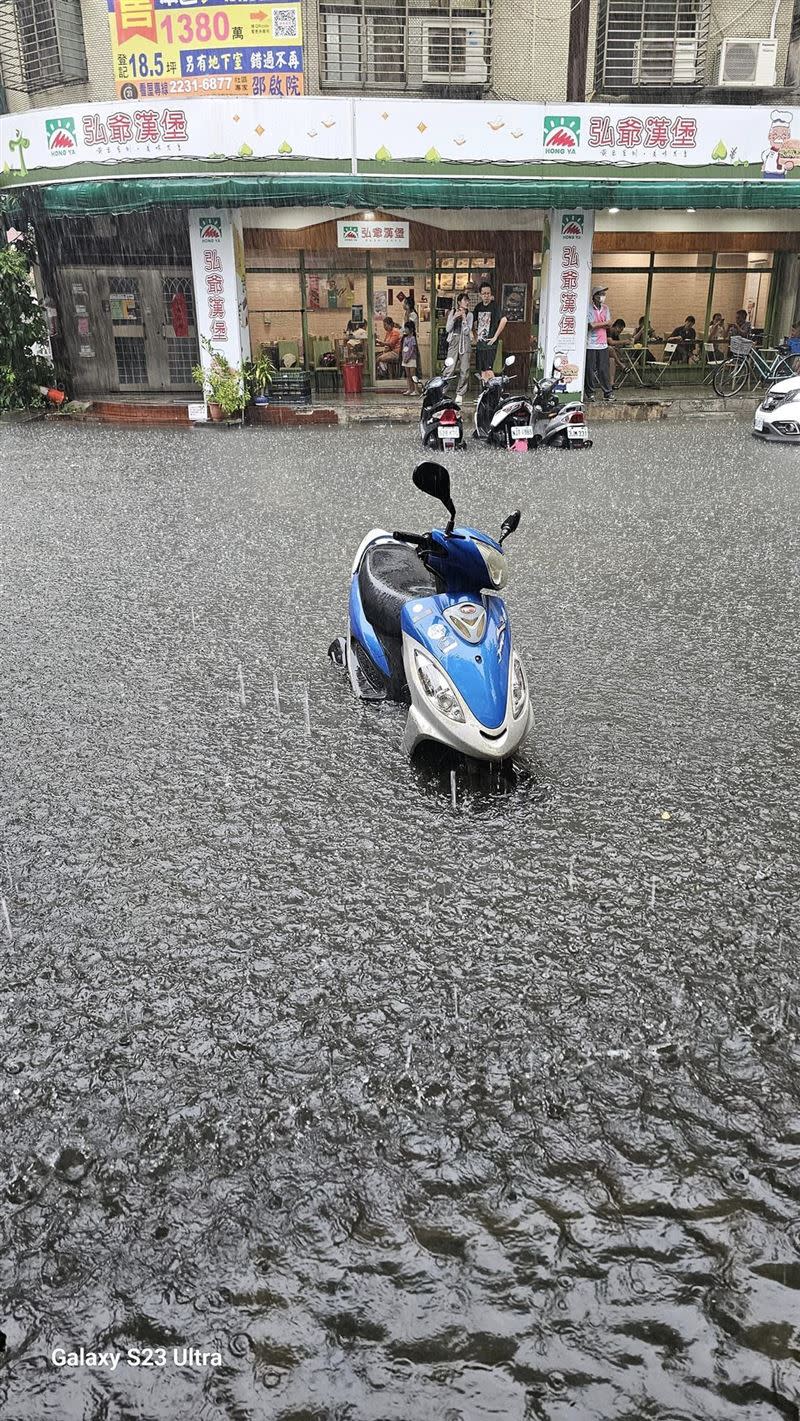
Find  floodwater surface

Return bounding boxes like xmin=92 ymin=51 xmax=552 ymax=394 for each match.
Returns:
xmin=0 ymin=416 xmax=798 ymax=1420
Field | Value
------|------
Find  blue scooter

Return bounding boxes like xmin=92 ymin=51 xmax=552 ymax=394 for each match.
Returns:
xmin=329 ymin=462 xmax=531 ymax=762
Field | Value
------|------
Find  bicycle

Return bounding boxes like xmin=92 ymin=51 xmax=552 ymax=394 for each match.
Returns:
xmin=713 ymin=334 xmax=796 ymax=398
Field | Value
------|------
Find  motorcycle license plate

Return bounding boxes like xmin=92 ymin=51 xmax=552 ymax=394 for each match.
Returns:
xmin=511 ymin=425 xmax=533 ymax=440
xmin=439 ymin=430 xmax=457 ymax=444
xmin=754 ymin=412 xmax=764 ymax=432
xmin=567 ymin=426 xmax=588 ymax=441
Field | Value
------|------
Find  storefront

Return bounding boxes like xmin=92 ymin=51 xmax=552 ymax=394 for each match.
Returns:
xmin=4 ymin=95 xmax=800 ymax=400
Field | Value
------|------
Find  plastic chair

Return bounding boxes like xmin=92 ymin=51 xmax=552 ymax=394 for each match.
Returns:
xmin=278 ymin=339 xmax=301 ymax=369
xmin=650 ymin=341 xmax=681 ymax=387
xmin=311 ymin=337 xmax=334 ymax=368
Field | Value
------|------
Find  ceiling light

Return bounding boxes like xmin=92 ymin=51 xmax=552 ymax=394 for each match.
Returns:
xmin=607 ymin=207 xmax=619 ymax=214
xmin=363 ymin=210 xmax=375 ymax=220
xmin=686 ymin=206 xmax=696 ymax=213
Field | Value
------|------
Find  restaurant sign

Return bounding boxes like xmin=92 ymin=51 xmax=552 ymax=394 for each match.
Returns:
xmin=108 ymin=0 xmax=304 ymax=99
xmin=337 ymin=220 xmax=410 ymax=249
xmin=538 ymin=208 xmax=595 ymax=397
xmin=356 ymin=100 xmax=800 ymax=178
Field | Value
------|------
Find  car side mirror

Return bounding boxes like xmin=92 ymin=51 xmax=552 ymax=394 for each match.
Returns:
xmin=413 ymin=462 xmax=456 ymax=524
xmin=500 ymin=509 xmax=521 ymax=543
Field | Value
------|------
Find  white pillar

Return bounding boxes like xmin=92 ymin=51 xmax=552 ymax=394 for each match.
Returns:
xmin=188 ymin=208 xmax=251 ymax=380
xmin=538 ymin=209 xmax=595 ymax=397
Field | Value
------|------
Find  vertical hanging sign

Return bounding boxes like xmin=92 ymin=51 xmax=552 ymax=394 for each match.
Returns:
xmin=188 ymin=208 xmax=249 ymax=380
xmin=539 ymin=209 xmax=595 ymax=396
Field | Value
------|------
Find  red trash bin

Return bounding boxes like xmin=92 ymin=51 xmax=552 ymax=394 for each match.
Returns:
xmin=342 ymin=361 xmax=363 ymax=395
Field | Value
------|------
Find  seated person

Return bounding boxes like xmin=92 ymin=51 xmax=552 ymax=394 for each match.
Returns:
xmin=786 ymin=321 xmax=800 ymax=372
xmin=607 ymin=318 xmax=627 ymax=385
xmin=728 ymin=309 xmax=753 ymax=341
xmin=376 ymin=317 xmax=402 ymax=377
xmin=669 ymin=315 xmax=698 ymax=363
xmin=344 ymin=319 xmax=367 ymax=360
xmin=707 ymin=312 xmax=727 ymax=355
xmin=631 ymin=315 xmax=659 ymax=364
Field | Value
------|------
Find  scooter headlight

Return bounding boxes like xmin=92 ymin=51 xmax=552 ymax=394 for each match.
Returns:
xmin=481 ymin=545 xmax=507 ymax=590
xmin=414 ymin=651 xmax=465 ymax=722
xmin=511 ymin=654 xmax=528 ymax=719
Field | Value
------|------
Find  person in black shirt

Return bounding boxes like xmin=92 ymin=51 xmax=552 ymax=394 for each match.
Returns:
xmin=473 ymin=281 xmax=508 ymax=384
xmin=669 ymin=314 xmax=698 ymax=364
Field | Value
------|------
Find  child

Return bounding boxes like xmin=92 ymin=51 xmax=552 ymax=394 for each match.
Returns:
xmin=401 ymin=320 xmax=419 ymax=395
xmin=787 ymin=322 xmax=800 ymax=373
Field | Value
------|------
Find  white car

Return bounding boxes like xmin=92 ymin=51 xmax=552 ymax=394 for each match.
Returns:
xmin=753 ymin=373 xmax=800 ymax=442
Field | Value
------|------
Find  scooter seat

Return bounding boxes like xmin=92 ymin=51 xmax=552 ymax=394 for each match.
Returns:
xmin=359 ymin=542 xmax=435 ymax=636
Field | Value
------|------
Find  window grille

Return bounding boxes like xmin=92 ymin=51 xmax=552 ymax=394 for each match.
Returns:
xmin=1 ymin=0 xmax=88 ymax=93
xmin=595 ymin=0 xmax=709 ymax=89
xmin=318 ymin=0 xmax=490 ymax=92
xmin=0 ymin=0 xmax=87 ymax=93
xmin=115 ymin=338 xmax=148 ymax=386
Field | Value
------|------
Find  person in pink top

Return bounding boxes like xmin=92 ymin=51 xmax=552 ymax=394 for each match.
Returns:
xmin=585 ymin=285 xmax=613 ymax=402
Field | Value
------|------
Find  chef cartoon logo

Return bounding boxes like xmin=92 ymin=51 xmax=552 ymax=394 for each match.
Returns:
xmin=761 ymin=110 xmax=800 ymax=179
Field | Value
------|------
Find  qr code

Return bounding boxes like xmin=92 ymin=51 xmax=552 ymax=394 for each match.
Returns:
xmin=273 ymin=7 xmax=299 ymax=37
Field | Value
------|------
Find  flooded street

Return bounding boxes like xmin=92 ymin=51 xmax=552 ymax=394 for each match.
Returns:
xmin=0 ymin=416 xmax=798 ymax=1420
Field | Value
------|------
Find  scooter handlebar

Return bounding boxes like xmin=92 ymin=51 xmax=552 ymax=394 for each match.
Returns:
xmin=393 ymin=531 xmax=425 ymax=545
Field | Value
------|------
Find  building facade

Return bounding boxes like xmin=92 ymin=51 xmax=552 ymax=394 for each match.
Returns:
xmin=2 ymin=0 xmax=800 ymax=112
xmin=2 ymin=0 xmax=800 ymax=401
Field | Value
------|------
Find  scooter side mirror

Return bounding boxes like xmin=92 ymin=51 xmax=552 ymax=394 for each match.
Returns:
xmin=504 ymin=356 xmax=515 ymax=368
xmin=443 ymin=357 xmax=455 ymax=371
xmin=500 ymin=509 xmax=521 ymax=543
xmin=413 ymin=462 xmax=456 ymax=525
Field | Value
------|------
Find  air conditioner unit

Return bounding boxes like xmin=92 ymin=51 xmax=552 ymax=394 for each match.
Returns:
xmin=422 ymin=21 xmax=487 ymax=85
xmin=632 ymin=37 xmax=698 ymax=83
xmin=716 ymin=37 xmax=777 ymax=86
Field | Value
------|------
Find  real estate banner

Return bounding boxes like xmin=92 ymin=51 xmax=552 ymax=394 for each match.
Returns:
xmin=107 ymin=0 xmax=304 ymax=100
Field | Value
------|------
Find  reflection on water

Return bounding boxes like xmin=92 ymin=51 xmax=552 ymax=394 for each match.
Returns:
xmin=0 ymin=418 xmax=798 ymax=1420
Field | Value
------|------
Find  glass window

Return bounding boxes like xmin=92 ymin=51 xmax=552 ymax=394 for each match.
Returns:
xmin=108 ymin=278 xmax=142 ymax=325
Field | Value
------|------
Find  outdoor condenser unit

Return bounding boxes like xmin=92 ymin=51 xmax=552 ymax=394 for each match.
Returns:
xmin=716 ymin=38 xmax=777 ymax=86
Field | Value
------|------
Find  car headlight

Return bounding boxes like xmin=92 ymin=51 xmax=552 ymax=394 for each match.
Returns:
xmin=481 ymin=544 xmax=507 ymax=590
xmin=414 ymin=651 xmax=465 ymax=722
xmin=511 ymin=654 xmax=528 ymax=719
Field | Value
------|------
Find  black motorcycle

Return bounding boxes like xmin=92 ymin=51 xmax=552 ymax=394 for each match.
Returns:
xmin=419 ymin=357 xmax=464 ymax=450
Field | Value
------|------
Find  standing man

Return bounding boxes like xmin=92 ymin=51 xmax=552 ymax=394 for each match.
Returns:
xmin=473 ymin=280 xmax=507 ymax=384
xmin=586 ymin=285 xmax=613 ymax=402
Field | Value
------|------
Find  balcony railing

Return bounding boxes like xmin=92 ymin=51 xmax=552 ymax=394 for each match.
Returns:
xmin=318 ymin=0 xmax=491 ymax=93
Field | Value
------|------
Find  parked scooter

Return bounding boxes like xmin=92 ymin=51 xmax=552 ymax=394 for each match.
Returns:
xmin=419 ymin=356 xmax=464 ymax=450
xmin=328 ymin=461 xmax=531 ymax=763
xmin=530 ymin=360 xmax=592 ymax=449
xmin=473 ymin=356 xmax=537 ymax=451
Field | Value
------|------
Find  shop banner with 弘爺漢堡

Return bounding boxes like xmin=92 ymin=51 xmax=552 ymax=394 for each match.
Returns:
xmin=355 ymin=100 xmax=800 ymax=181
xmin=0 ymin=97 xmax=353 ymax=182
xmin=108 ymin=0 xmax=304 ymax=100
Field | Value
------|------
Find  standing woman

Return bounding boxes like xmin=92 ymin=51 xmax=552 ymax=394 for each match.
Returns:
xmin=445 ymin=291 xmax=473 ymax=403
xmin=401 ymin=294 xmax=419 ymax=334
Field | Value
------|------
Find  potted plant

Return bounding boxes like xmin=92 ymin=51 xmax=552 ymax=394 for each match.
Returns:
xmin=245 ymin=347 xmax=277 ymax=406
xmin=0 ymin=230 xmax=56 ymax=420
xmin=191 ymin=337 xmax=245 ymax=422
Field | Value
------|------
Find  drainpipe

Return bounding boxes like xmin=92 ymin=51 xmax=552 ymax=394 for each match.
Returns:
xmin=769 ymin=0 xmax=781 ymax=38
xmin=567 ymin=0 xmax=590 ymax=101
